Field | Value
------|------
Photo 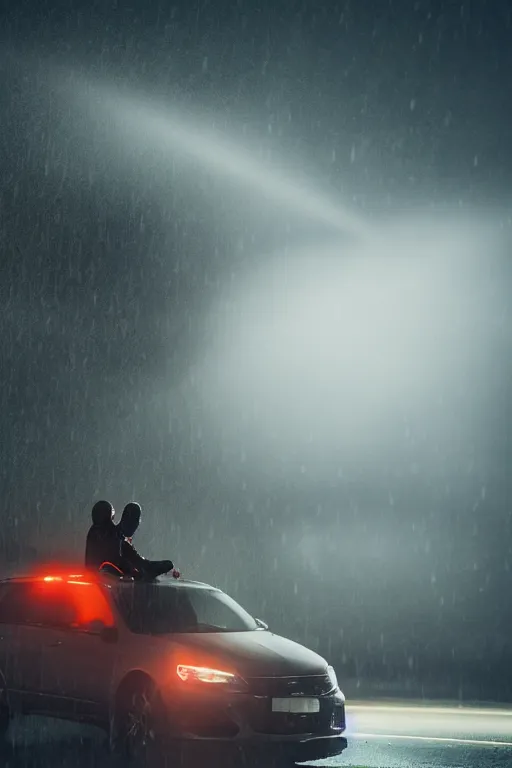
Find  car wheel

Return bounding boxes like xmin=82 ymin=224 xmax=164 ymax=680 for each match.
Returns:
xmin=110 ymin=679 xmax=167 ymax=766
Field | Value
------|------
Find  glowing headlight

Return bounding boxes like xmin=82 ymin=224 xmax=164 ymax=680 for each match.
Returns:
xmin=326 ymin=665 xmax=338 ymax=690
xmin=176 ymin=664 xmax=245 ymax=687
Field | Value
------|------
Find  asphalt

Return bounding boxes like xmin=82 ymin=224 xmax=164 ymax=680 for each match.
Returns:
xmin=3 ymin=702 xmax=512 ymax=767
xmin=328 ymin=702 xmax=512 ymax=767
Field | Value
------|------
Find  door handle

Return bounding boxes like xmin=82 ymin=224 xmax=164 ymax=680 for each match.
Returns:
xmin=48 ymin=641 xmax=63 ymax=647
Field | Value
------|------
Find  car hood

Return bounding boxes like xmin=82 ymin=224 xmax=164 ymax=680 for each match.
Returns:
xmin=169 ymin=630 xmax=327 ymax=677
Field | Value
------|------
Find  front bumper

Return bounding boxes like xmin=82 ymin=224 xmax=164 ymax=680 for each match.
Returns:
xmin=164 ymin=687 xmax=346 ymax=748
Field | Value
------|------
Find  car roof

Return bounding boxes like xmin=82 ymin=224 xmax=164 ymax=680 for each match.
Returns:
xmin=112 ymin=577 xmax=216 ymax=590
xmin=0 ymin=572 xmax=218 ymax=592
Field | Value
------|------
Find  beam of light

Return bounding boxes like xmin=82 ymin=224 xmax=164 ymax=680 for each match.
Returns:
xmin=347 ymin=701 xmax=512 ymax=750
xmin=71 ymin=80 xmax=366 ymax=236
xmin=349 ymin=704 xmax=512 ymax=717
xmin=351 ymin=732 xmax=512 ymax=748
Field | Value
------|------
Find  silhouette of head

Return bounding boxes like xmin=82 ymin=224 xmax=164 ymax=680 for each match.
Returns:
xmin=120 ymin=502 xmax=142 ymax=538
xmin=91 ymin=500 xmax=115 ymax=526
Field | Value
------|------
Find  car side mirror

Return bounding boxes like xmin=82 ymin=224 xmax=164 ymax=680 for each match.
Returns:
xmin=100 ymin=626 xmax=119 ymax=644
xmin=255 ymin=618 xmax=269 ymax=631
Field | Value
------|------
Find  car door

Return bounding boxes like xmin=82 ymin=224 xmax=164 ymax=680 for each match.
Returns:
xmin=0 ymin=582 xmax=51 ymax=711
xmin=37 ymin=579 xmax=119 ymax=719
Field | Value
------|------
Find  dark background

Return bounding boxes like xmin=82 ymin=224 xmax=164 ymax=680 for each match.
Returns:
xmin=1 ymin=0 xmax=512 ymax=701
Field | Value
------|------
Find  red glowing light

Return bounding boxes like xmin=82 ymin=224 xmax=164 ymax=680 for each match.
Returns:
xmin=37 ymin=574 xmax=115 ymax=628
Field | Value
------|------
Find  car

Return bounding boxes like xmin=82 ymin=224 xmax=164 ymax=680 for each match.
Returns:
xmin=0 ymin=569 xmax=347 ymax=764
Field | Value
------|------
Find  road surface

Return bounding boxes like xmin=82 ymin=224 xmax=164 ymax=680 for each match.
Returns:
xmin=3 ymin=702 xmax=512 ymax=767
xmin=337 ymin=702 xmax=512 ymax=767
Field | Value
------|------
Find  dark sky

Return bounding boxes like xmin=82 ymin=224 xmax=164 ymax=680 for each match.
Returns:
xmin=1 ymin=0 xmax=512 ymax=693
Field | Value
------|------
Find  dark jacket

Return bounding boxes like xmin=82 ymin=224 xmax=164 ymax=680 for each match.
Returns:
xmin=85 ymin=500 xmax=117 ymax=570
xmin=108 ymin=502 xmax=173 ymax=581
xmin=119 ymin=538 xmax=173 ymax=581
xmin=116 ymin=503 xmax=174 ymax=580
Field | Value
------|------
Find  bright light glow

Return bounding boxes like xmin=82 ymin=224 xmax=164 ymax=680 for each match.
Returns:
xmin=37 ymin=575 xmax=115 ymax=627
xmin=70 ymin=81 xmax=365 ymax=236
xmin=351 ymin=732 xmax=512 ymax=747
xmin=42 ymin=575 xmax=89 ymax=584
xmin=194 ymin=216 xmax=499 ymax=481
xmin=349 ymin=704 xmax=512 ymax=717
xmin=347 ymin=701 xmax=512 ymax=749
xmin=176 ymin=664 xmax=237 ymax=684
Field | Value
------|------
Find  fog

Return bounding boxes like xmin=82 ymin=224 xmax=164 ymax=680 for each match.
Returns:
xmin=1 ymin=0 xmax=512 ymax=713
xmin=196 ymin=220 xmax=498 ymax=479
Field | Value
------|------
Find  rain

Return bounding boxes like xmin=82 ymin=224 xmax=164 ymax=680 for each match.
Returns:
xmin=1 ymin=1 xmax=512 ymax=766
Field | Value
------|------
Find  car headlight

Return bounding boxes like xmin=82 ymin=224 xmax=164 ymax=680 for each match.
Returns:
xmin=326 ymin=665 xmax=338 ymax=690
xmin=176 ymin=664 xmax=246 ymax=689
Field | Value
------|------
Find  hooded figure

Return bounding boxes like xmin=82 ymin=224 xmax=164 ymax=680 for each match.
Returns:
xmin=116 ymin=502 xmax=176 ymax=581
xmin=85 ymin=500 xmax=117 ymax=570
xmin=119 ymin=502 xmax=142 ymax=541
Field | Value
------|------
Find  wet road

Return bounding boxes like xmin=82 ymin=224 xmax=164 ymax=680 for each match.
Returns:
xmin=3 ymin=702 xmax=512 ymax=767
xmin=338 ymin=702 xmax=512 ymax=767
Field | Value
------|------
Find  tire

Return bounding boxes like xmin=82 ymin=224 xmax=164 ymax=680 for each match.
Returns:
xmin=110 ymin=677 xmax=168 ymax=767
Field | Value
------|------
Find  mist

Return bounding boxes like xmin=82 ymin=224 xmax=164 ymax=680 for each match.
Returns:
xmin=1 ymin=3 xmax=512 ymax=713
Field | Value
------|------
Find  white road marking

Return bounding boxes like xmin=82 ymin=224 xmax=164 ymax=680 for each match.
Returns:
xmin=349 ymin=704 xmax=512 ymax=718
xmin=351 ymin=732 xmax=512 ymax=748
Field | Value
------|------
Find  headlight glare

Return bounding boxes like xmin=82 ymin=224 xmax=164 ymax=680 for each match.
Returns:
xmin=177 ymin=664 xmax=245 ymax=687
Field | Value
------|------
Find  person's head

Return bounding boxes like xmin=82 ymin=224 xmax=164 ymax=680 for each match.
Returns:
xmin=91 ymin=500 xmax=115 ymax=526
xmin=120 ymin=502 xmax=142 ymax=539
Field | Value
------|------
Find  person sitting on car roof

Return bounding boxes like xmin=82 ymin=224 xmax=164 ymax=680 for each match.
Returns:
xmin=113 ymin=502 xmax=180 ymax=581
xmin=85 ymin=500 xmax=118 ymax=571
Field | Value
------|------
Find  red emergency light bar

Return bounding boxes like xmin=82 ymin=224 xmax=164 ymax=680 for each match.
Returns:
xmin=41 ymin=575 xmax=94 ymax=586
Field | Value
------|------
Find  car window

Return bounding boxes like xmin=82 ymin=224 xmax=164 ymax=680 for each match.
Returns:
xmin=65 ymin=581 xmax=115 ymax=629
xmin=186 ymin=589 xmax=255 ymax=632
xmin=116 ymin=584 xmax=258 ymax=635
xmin=0 ymin=584 xmax=37 ymax=625
xmin=0 ymin=582 xmax=77 ymax=627
xmin=33 ymin=588 xmax=79 ymax=628
xmin=0 ymin=580 xmax=115 ymax=631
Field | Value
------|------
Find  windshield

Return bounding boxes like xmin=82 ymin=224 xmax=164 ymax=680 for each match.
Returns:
xmin=115 ymin=584 xmax=258 ymax=635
